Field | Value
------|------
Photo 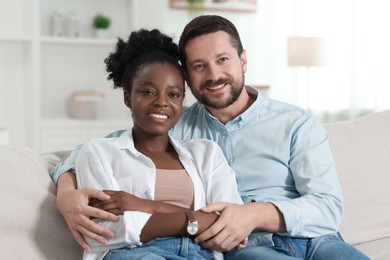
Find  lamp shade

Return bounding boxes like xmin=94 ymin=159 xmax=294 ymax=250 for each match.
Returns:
xmin=288 ymin=37 xmax=328 ymax=67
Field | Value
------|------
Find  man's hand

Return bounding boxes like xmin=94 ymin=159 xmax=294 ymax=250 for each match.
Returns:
xmin=195 ymin=202 xmax=286 ymax=252
xmin=195 ymin=203 xmax=255 ymax=251
xmin=56 ymin=172 xmax=119 ymax=251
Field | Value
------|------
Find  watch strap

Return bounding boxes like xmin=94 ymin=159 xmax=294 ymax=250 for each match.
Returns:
xmin=185 ymin=211 xmax=196 ymax=222
xmin=185 ymin=210 xmax=199 ymax=236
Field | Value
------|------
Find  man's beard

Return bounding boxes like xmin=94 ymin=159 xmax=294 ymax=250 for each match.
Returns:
xmin=192 ymin=74 xmax=245 ymax=109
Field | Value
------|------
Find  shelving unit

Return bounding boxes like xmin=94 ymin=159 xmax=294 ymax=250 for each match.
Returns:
xmin=40 ymin=36 xmax=117 ymax=45
xmin=1 ymin=0 xmax=134 ymax=152
xmin=169 ymin=0 xmax=258 ymax=13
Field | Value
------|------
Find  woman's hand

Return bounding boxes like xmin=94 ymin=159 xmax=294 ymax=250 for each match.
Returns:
xmin=90 ymin=190 xmax=148 ymax=215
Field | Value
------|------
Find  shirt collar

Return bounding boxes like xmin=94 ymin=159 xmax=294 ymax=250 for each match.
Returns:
xmin=202 ymin=86 xmax=265 ymax=127
xmin=113 ymin=129 xmax=193 ymax=160
xmin=114 ymin=130 xmax=138 ymax=154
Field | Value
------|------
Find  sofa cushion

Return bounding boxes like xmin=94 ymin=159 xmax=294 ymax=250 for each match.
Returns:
xmin=0 ymin=145 xmax=82 ymax=259
xmin=325 ymin=110 xmax=390 ymax=246
xmin=355 ymin=237 xmax=390 ymax=260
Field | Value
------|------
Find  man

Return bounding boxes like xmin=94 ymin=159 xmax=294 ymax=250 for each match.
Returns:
xmin=52 ymin=15 xmax=368 ymax=259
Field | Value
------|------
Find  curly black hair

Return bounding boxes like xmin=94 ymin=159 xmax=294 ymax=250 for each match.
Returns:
xmin=105 ymin=29 xmax=184 ymax=92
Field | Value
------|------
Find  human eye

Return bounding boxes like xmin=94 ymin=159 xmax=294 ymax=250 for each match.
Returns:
xmin=218 ymin=56 xmax=229 ymax=63
xmin=192 ymin=63 xmax=205 ymax=71
xmin=168 ymin=91 xmax=181 ymax=99
xmin=140 ymin=89 xmax=155 ymax=96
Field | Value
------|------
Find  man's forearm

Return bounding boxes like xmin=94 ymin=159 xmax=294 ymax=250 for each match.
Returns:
xmin=56 ymin=171 xmax=77 ymax=194
xmin=252 ymin=202 xmax=286 ymax=233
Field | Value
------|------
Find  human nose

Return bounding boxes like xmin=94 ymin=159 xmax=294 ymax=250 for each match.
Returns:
xmin=206 ymin=63 xmax=221 ymax=81
xmin=153 ymin=93 xmax=168 ymax=107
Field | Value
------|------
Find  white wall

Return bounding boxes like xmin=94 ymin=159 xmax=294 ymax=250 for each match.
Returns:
xmin=130 ymin=0 xmax=300 ymax=104
xmin=2 ymin=0 xmax=389 ymax=149
xmin=131 ymin=0 xmax=390 ymax=119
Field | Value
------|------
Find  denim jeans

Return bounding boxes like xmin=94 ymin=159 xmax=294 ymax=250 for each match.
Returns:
xmin=103 ymin=236 xmax=213 ymax=260
xmin=224 ymin=233 xmax=370 ymax=260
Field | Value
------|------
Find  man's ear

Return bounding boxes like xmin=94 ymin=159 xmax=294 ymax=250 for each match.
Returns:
xmin=123 ymin=90 xmax=131 ymax=108
xmin=184 ymin=71 xmax=191 ymax=88
xmin=240 ymin=49 xmax=248 ymax=73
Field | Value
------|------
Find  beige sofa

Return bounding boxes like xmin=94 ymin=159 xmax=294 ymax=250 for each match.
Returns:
xmin=0 ymin=110 xmax=389 ymax=259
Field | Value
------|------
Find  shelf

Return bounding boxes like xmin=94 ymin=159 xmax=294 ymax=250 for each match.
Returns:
xmin=38 ymin=118 xmax=130 ymax=127
xmin=2 ymin=0 xmax=133 ymax=150
xmin=37 ymin=118 xmax=132 ymax=152
xmin=169 ymin=0 xmax=258 ymax=13
xmin=0 ymin=35 xmax=33 ymax=43
xmin=40 ymin=36 xmax=117 ymax=45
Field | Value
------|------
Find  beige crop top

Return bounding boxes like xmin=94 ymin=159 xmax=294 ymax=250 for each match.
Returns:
xmin=154 ymin=169 xmax=194 ymax=210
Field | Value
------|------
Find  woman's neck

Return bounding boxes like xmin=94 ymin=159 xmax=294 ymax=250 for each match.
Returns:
xmin=132 ymin=130 xmax=171 ymax=154
xmin=132 ymin=130 xmax=183 ymax=170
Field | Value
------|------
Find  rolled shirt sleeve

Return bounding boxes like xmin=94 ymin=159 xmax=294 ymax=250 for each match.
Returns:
xmin=272 ymin=115 xmax=343 ymax=237
xmin=76 ymin=141 xmax=151 ymax=251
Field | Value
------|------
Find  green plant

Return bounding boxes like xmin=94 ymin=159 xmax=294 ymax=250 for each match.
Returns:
xmin=186 ymin=0 xmax=204 ymax=8
xmin=93 ymin=14 xmax=111 ymax=29
xmin=187 ymin=0 xmax=203 ymax=5
xmin=186 ymin=0 xmax=204 ymax=16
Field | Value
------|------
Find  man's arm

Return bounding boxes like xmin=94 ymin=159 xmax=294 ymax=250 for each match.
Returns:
xmin=273 ymin=115 xmax=343 ymax=236
xmin=49 ymin=129 xmax=127 ymax=184
xmin=194 ymin=115 xmax=342 ymax=251
xmin=51 ymin=129 xmax=127 ymax=251
xmin=56 ymin=171 xmax=119 ymax=252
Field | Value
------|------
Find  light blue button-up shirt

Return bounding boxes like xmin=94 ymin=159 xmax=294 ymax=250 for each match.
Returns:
xmin=50 ymin=93 xmax=343 ymax=238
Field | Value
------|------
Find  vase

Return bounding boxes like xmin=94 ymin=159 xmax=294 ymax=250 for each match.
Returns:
xmin=95 ymin=29 xmax=108 ymax=39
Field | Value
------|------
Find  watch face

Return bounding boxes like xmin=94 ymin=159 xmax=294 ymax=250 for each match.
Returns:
xmin=187 ymin=222 xmax=199 ymax=235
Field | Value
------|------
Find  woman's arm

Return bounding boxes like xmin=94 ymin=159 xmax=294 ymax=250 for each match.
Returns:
xmin=91 ymin=190 xmax=220 ymax=243
xmin=141 ymin=210 xmax=219 ymax=242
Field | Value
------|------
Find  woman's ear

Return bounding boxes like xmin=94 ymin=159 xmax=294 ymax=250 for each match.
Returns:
xmin=124 ymin=90 xmax=131 ymax=108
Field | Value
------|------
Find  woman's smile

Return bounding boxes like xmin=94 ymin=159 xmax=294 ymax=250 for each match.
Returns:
xmin=148 ymin=113 xmax=169 ymax=121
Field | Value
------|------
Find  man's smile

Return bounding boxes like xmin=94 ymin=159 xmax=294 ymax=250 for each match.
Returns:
xmin=207 ymin=83 xmax=226 ymax=91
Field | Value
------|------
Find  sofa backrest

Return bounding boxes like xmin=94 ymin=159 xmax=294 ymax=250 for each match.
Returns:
xmin=1 ymin=110 xmax=389 ymax=258
xmin=0 ymin=146 xmax=82 ymax=259
xmin=324 ymin=110 xmax=390 ymax=245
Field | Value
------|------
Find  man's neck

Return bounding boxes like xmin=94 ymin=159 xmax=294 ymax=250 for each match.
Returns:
xmin=205 ymin=86 xmax=256 ymax=125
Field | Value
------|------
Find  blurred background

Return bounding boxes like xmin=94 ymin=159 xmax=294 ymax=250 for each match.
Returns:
xmin=1 ymin=0 xmax=389 ymax=152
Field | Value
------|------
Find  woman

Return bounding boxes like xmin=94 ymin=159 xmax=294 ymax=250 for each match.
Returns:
xmin=75 ymin=29 xmax=243 ymax=260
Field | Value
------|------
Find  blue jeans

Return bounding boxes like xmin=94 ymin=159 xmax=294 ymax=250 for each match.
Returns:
xmin=103 ymin=236 xmax=213 ymax=260
xmin=224 ymin=233 xmax=369 ymax=260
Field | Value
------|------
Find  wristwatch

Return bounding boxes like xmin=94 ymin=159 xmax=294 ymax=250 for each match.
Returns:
xmin=185 ymin=211 xmax=199 ymax=236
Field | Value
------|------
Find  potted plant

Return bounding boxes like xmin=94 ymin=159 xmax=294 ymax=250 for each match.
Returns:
xmin=93 ymin=14 xmax=111 ymax=38
xmin=186 ymin=0 xmax=204 ymax=18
